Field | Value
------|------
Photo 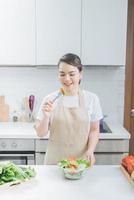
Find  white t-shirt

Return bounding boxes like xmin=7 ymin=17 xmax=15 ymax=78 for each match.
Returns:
xmin=36 ymin=90 xmax=103 ymax=122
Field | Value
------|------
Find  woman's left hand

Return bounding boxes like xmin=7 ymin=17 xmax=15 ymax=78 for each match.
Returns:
xmin=85 ymin=150 xmax=95 ymax=167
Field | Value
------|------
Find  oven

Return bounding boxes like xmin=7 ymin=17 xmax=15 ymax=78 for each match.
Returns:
xmin=0 ymin=139 xmax=35 ymax=165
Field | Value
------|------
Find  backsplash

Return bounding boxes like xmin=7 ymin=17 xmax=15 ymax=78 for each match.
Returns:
xmin=0 ymin=66 xmax=125 ymax=124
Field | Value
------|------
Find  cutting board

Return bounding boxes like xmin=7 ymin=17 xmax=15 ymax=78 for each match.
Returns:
xmin=0 ymin=104 xmax=9 ymax=122
xmin=120 ymin=165 xmax=134 ymax=187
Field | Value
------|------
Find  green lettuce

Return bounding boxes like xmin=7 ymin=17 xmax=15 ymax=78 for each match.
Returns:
xmin=0 ymin=162 xmax=36 ymax=185
xmin=58 ymin=158 xmax=90 ymax=169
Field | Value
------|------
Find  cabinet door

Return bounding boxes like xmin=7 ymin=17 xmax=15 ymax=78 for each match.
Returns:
xmin=36 ymin=0 xmax=81 ymax=65
xmin=35 ymin=153 xmax=45 ymax=165
xmin=95 ymin=153 xmax=128 ymax=165
xmin=82 ymin=0 xmax=128 ymax=65
xmin=0 ymin=0 xmax=35 ymax=65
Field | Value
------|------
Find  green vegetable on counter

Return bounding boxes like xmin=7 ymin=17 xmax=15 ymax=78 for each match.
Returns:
xmin=0 ymin=161 xmax=36 ymax=185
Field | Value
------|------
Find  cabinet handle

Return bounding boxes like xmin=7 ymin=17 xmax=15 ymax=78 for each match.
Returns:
xmin=38 ymin=152 xmax=46 ymax=154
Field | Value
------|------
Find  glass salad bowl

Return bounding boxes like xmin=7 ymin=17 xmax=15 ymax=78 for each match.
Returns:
xmin=58 ymin=157 xmax=90 ymax=180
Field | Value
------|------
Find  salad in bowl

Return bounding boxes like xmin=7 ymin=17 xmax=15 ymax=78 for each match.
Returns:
xmin=58 ymin=157 xmax=90 ymax=180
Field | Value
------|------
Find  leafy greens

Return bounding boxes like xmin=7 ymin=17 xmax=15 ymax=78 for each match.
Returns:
xmin=58 ymin=158 xmax=90 ymax=169
xmin=0 ymin=161 xmax=36 ymax=185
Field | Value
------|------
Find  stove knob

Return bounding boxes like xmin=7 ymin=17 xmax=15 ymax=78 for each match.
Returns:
xmin=11 ymin=142 xmax=17 ymax=148
xmin=1 ymin=142 xmax=6 ymax=148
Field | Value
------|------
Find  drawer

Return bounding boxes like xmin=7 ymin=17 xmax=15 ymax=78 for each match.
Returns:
xmin=35 ymin=139 xmax=48 ymax=152
xmin=95 ymin=139 xmax=129 ymax=152
xmin=95 ymin=153 xmax=128 ymax=165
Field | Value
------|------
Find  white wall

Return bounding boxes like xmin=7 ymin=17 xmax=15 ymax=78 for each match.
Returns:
xmin=0 ymin=66 xmax=125 ymax=124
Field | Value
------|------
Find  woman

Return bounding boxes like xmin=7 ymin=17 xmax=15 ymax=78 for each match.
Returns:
xmin=35 ymin=53 xmax=103 ymax=166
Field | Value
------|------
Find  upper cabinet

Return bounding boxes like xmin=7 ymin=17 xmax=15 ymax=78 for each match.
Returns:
xmin=0 ymin=0 xmax=35 ymax=65
xmin=81 ymin=0 xmax=128 ymax=65
xmin=36 ymin=0 xmax=81 ymax=65
xmin=0 ymin=0 xmax=128 ymax=66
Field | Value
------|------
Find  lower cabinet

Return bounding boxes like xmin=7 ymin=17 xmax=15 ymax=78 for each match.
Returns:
xmin=35 ymin=139 xmax=129 ymax=165
xmin=95 ymin=139 xmax=129 ymax=165
xmin=95 ymin=153 xmax=128 ymax=165
xmin=35 ymin=139 xmax=47 ymax=165
xmin=35 ymin=152 xmax=45 ymax=165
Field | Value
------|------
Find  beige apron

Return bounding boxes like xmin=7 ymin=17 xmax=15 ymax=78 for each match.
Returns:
xmin=44 ymin=90 xmax=90 ymax=165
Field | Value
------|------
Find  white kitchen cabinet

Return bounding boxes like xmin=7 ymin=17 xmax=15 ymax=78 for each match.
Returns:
xmin=82 ymin=0 xmax=128 ymax=65
xmin=35 ymin=153 xmax=45 ymax=165
xmin=35 ymin=139 xmax=47 ymax=165
xmin=36 ymin=0 xmax=81 ymax=65
xmin=95 ymin=139 xmax=129 ymax=165
xmin=0 ymin=0 xmax=36 ymax=65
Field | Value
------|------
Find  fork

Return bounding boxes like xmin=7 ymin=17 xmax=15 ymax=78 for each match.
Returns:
xmin=52 ymin=88 xmax=65 ymax=103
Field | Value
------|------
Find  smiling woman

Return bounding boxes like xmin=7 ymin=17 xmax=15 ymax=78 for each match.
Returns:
xmin=35 ymin=53 xmax=103 ymax=166
xmin=58 ymin=62 xmax=82 ymax=95
xmin=58 ymin=53 xmax=82 ymax=87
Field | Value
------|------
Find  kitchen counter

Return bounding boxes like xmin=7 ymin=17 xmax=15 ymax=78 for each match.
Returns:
xmin=0 ymin=122 xmax=130 ymax=139
xmin=0 ymin=122 xmax=130 ymax=165
xmin=0 ymin=122 xmax=44 ymax=139
xmin=99 ymin=120 xmax=130 ymax=139
xmin=0 ymin=165 xmax=133 ymax=200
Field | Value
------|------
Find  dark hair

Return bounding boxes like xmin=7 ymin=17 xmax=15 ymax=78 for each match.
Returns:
xmin=58 ymin=53 xmax=83 ymax=72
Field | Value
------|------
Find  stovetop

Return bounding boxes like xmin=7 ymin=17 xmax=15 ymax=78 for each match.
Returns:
xmin=100 ymin=121 xmax=112 ymax=133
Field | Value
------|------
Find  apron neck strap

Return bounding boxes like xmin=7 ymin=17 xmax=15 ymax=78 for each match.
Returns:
xmin=78 ymin=88 xmax=86 ymax=108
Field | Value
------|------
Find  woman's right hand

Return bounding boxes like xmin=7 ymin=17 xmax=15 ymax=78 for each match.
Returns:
xmin=41 ymin=100 xmax=54 ymax=118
